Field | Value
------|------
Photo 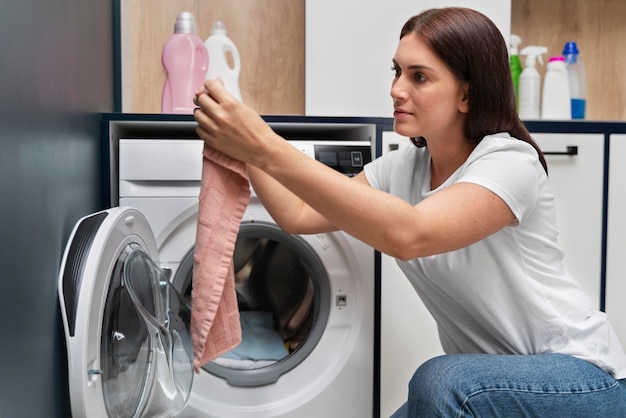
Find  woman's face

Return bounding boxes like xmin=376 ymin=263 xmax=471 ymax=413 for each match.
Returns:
xmin=391 ymin=32 xmax=469 ymax=142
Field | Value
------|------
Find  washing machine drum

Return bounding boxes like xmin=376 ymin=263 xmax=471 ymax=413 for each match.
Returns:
xmin=173 ymin=221 xmax=331 ymax=388
xmin=58 ymin=207 xmax=194 ymax=418
xmin=236 ymin=237 xmax=314 ymax=341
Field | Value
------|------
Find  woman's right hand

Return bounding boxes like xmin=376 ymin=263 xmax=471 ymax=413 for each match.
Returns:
xmin=193 ymin=79 xmax=279 ymax=169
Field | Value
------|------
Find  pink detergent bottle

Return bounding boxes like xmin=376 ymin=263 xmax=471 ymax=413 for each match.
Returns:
xmin=161 ymin=12 xmax=209 ymax=114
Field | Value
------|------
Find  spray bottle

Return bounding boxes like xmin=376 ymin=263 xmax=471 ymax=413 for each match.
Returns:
xmin=518 ymin=46 xmax=547 ymax=120
xmin=509 ymin=34 xmax=523 ymax=108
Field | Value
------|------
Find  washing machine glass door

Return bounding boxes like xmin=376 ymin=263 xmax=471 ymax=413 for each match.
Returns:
xmin=58 ymin=207 xmax=194 ymax=418
xmin=104 ymin=244 xmax=194 ymax=417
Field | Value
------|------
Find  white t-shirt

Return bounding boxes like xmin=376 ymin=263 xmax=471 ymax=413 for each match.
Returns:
xmin=365 ymin=133 xmax=626 ymax=379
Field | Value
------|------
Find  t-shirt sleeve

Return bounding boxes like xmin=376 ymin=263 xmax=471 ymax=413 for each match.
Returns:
xmin=458 ymin=139 xmax=542 ymax=224
xmin=364 ymin=149 xmax=400 ymax=192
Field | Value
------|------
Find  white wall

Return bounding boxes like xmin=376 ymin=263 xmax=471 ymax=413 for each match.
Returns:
xmin=305 ymin=0 xmax=511 ymax=117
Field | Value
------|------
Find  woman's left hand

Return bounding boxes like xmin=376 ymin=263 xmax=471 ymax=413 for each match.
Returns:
xmin=193 ymin=79 xmax=278 ymax=167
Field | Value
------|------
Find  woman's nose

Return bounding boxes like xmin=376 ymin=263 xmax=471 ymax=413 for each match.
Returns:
xmin=390 ymin=79 xmax=408 ymax=101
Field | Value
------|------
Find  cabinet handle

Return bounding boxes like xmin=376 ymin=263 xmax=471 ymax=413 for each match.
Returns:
xmin=543 ymin=146 xmax=578 ymax=156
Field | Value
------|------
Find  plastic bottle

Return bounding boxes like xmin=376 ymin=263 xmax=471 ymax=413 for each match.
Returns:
xmin=205 ymin=21 xmax=242 ymax=101
xmin=563 ymin=41 xmax=587 ymax=119
xmin=518 ymin=46 xmax=547 ymax=120
xmin=509 ymin=34 xmax=523 ymax=109
xmin=541 ymin=56 xmax=571 ymax=120
xmin=161 ymin=12 xmax=209 ymax=114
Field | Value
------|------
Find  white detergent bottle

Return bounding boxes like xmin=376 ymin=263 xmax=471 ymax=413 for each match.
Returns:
xmin=205 ymin=21 xmax=242 ymax=101
xmin=518 ymin=46 xmax=547 ymax=120
xmin=541 ymin=56 xmax=571 ymax=120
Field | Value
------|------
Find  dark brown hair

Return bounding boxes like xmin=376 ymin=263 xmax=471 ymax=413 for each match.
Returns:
xmin=401 ymin=7 xmax=547 ymax=172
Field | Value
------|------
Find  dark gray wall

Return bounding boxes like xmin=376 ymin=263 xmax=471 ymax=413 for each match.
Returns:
xmin=0 ymin=0 xmax=114 ymax=416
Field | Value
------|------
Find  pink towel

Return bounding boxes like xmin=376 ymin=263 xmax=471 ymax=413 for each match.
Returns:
xmin=191 ymin=144 xmax=250 ymax=372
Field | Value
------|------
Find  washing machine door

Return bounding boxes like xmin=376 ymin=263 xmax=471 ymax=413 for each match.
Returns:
xmin=58 ymin=207 xmax=194 ymax=418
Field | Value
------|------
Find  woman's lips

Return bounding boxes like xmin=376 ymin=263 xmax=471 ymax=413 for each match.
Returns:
xmin=394 ymin=108 xmax=413 ymax=118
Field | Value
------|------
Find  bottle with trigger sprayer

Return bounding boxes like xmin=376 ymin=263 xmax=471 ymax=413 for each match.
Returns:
xmin=518 ymin=46 xmax=547 ymax=120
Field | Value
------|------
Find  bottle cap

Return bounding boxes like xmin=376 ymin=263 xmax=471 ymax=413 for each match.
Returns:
xmin=562 ymin=42 xmax=579 ymax=56
xmin=211 ymin=21 xmax=227 ymax=35
xmin=174 ymin=12 xmax=198 ymax=34
xmin=510 ymin=34 xmax=522 ymax=55
xmin=549 ymin=56 xmax=565 ymax=62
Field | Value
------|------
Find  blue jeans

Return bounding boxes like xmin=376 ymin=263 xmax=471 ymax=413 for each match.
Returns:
xmin=390 ymin=353 xmax=626 ymax=417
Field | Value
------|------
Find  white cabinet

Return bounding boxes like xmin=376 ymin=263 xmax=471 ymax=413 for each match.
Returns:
xmin=379 ymin=131 xmax=444 ymax=417
xmin=378 ymin=131 xmax=605 ymax=417
xmin=605 ymin=134 xmax=626 ymax=348
xmin=305 ymin=1 xmax=511 ymax=117
xmin=533 ymin=133 xmax=605 ymax=309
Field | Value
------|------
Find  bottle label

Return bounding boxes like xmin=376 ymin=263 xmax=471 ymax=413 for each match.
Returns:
xmin=571 ymin=98 xmax=586 ymax=119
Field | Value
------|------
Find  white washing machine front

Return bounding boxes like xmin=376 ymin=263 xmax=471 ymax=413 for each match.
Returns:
xmin=118 ymin=138 xmax=204 ymax=279
xmin=116 ymin=137 xmax=375 ymax=417
xmin=175 ymin=197 xmax=375 ymax=418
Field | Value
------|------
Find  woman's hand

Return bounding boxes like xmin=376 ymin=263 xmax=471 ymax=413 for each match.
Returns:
xmin=193 ymin=79 xmax=278 ymax=167
xmin=193 ymin=79 xmax=339 ymax=234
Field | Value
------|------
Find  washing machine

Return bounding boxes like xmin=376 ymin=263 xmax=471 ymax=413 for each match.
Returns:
xmin=59 ymin=120 xmax=377 ymax=417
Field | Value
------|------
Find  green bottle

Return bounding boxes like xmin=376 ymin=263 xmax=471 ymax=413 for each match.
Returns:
xmin=509 ymin=34 xmax=523 ymax=110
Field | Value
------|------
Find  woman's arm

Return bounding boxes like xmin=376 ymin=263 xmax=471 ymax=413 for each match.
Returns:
xmin=247 ymin=138 xmax=515 ymax=261
xmin=194 ymin=80 xmax=515 ymax=260
xmin=246 ymin=164 xmax=338 ymax=234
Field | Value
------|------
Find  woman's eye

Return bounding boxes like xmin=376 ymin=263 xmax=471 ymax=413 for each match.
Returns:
xmin=414 ymin=73 xmax=427 ymax=82
xmin=391 ymin=65 xmax=427 ymax=83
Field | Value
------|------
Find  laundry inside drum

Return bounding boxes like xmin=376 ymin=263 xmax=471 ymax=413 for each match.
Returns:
xmin=179 ymin=235 xmax=317 ymax=371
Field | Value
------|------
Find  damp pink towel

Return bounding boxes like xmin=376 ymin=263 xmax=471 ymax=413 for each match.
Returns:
xmin=191 ymin=144 xmax=250 ymax=372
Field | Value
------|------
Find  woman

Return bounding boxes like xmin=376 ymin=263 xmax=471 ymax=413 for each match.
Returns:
xmin=194 ymin=7 xmax=626 ymax=417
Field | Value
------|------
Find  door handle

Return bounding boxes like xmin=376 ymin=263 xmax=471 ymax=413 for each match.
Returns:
xmin=543 ymin=146 xmax=578 ymax=156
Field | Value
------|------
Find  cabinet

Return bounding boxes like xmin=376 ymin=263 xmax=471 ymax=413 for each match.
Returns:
xmin=122 ymin=1 xmax=511 ymax=116
xmin=378 ymin=130 xmax=605 ymax=417
xmin=379 ymin=131 xmax=444 ymax=417
xmin=532 ymin=133 xmax=605 ymax=309
xmin=512 ymin=0 xmax=626 ymax=121
xmin=119 ymin=0 xmax=305 ymax=114
xmin=305 ymin=0 xmax=510 ymax=117
xmin=605 ymin=134 xmax=626 ymax=348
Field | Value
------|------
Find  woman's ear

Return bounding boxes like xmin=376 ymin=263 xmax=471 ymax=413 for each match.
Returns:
xmin=458 ymin=82 xmax=470 ymax=114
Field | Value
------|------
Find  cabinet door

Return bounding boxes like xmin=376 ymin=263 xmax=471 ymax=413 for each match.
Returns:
xmin=305 ymin=1 xmax=510 ymax=117
xmin=378 ymin=131 xmax=605 ymax=416
xmin=533 ymin=133 xmax=605 ymax=309
xmin=605 ymin=134 xmax=626 ymax=347
xmin=379 ymin=131 xmax=444 ymax=417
